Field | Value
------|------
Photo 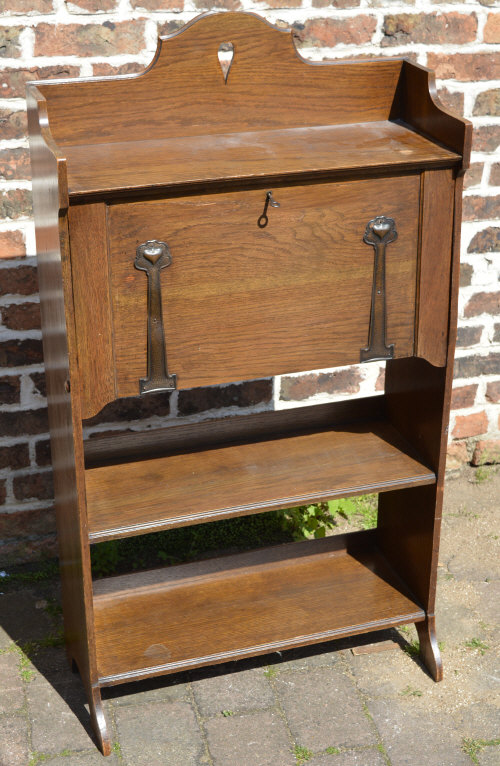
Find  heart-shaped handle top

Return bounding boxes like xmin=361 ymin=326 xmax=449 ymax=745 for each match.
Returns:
xmin=142 ymin=243 xmax=164 ymax=264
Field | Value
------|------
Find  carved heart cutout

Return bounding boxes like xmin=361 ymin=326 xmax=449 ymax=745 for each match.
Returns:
xmin=218 ymin=42 xmax=234 ymax=84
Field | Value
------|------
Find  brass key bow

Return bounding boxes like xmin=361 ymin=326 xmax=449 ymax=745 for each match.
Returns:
xmin=135 ymin=240 xmax=177 ymax=394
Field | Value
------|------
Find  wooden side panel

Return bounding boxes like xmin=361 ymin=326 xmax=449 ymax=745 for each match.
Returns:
xmin=416 ymin=169 xmax=454 ymax=367
xmin=105 ymin=175 xmax=419 ymax=403
xmin=38 ymin=13 xmax=403 ymax=146
xmin=378 ymin=173 xmax=462 ymax=614
xmin=93 ymin=535 xmax=424 ymax=681
xmin=27 ymin=88 xmax=110 ymax=753
xmin=69 ymin=203 xmax=116 ymax=419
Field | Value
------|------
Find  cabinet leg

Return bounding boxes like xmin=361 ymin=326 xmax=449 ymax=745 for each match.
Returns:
xmin=416 ymin=615 xmax=443 ymax=682
xmin=89 ymin=686 xmax=112 ymax=756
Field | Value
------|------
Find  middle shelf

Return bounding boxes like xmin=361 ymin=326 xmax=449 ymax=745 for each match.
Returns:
xmin=84 ymin=397 xmax=436 ymax=543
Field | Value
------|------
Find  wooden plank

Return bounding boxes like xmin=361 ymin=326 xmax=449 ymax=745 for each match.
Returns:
xmin=85 ymin=418 xmax=435 ymax=541
xmin=107 ymin=175 xmax=420 ymax=399
xmin=92 ymin=533 xmax=425 ymax=682
xmin=68 ymin=203 xmax=116 ymax=419
xmin=415 ymin=169 xmax=455 ymax=367
xmin=26 ymin=88 xmax=112 ymax=753
xmin=84 ymin=396 xmax=385 ymax=467
xmin=38 ymin=14 xmax=404 ymax=147
xmin=64 ymin=122 xmax=460 ymax=198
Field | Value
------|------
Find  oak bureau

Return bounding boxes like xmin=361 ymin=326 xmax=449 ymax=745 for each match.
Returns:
xmin=28 ymin=11 xmax=471 ymax=754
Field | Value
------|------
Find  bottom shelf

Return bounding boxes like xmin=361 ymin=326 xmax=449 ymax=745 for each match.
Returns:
xmin=93 ymin=532 xmax=424 ymax=685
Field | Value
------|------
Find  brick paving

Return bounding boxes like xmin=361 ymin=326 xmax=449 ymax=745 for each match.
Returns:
xmin=0 ymin=468 xmax=498 ymax=766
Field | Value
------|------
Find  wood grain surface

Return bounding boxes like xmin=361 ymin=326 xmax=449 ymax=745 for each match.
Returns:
xmin=63 ymin=122 xmax=460 ymax=199
xmin=92 ymin=533 xmax=425 ymax=681
xmin=416 ymin=169 xmax=455 ymax=366
xmin=104 ymin=175 xmax=420 ymax=405
xmin=85 ymin=417 xmax=435 ymax=541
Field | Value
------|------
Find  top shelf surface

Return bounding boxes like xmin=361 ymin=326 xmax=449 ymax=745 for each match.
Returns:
xmin=64 ymin=120 xmax=461 ymax=199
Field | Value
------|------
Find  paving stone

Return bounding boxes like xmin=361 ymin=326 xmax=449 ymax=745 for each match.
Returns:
xmin=277 ymin=641 xmax=345 ymax=671
xmin=348 ymin=644 xmax=435 ymax=699
xmin=107 ymin=672 xmax=189 ymax=707
xmin=453 ymin=702 xmax=500 ymax=741
xmin=0 ymin=650 xmax=24 ymax=714
xmin=308 ymin=750 xmax=387 ymax=766
xmin=479 ymin=745 xmax=500 ymax=766
xmin=116 ymin=700 xmax=206 ymax=766
xmin=48 ymin=752 xmax=122 ymax=765
xmin=275 ymin=667 xmax=375 ymax=751
xmin=475 ymin=580 xmax=500 ymax=625
xmin=367 ymin=697 xmax=471 ymax=766
xmin=27 ymin=671 xmax=95 ymax=753
xmin=435 ymin=585 xmax=482 ymax=646
xmin=205 ymin=710 xmax=294 ymax=766
xmin=191 ymin=666 xmax=274 ymax=717
xmin=0 ymin=713 xmax=30 ymax=766
xmin=0 ymin=591 xmax=53 ymax=647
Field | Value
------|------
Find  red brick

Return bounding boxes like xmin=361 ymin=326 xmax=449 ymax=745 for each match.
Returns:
xmin=0 ymin=374 xmax=20 ymax=404
xmin=34 ymin=21 xmax=147 ymax=57
xmin=1 ymin=536 xmax=58 ymax=565
xmin=0 ymin=108 xmax=27 ymax=140
xmin=490 ymin=163 xmax=500 ymax=186
xmin=464 ymin=291 xmax=500 ymax=318
xmin=456 ymin=325 xmax=482 ymax=348
xmin=0 ymin=233 xmax=25 ymax=260
xmin=382 ymin=13 xmax=477 ymax=47
xmin=0 ymin=339 xmax=44 ymax=367
xmin=437 ymin=87 xmax=464 ymax=116
xmin=467 ymin=227 xmax=500 ymax=254
xmin=35 ymin=439 xmax=51 ymax=467
xmin=280 ymin=369 xmax=361 ymax=401
xmin=312 ymin=0 xmax=360 ymax=7
xmin=0 ymin=148 xmax=31 ymax=182
xmin=0 ymin=0 xmax=54 ymax=12
xmin=486 ymin=380 xmax=500 ymax=403
xmin=0 ymin=442 xmax=29 ymax=470
xmin=446 ymin=441 xmax=468 ymax=471
xmin=463 ymin=195 xmax=500 ymax=222
xmin=64 ymin=0 xmax=117 ymax=11
xmin=0 ymin=479 xmax=5 ymax=505
xmin=471 ymin=439 xmax=500 ymax=466
xmin=30 ymin=372 xmax=46 ymax=398
xmin=1 ymin=302 xmax=40 ymax=331
xmin=0 ymin=66 xmax=80 ymax=99
xmin=178 ymin=379 xmax=272 ymax=415
xmin=426 ymin=52 xmax=500 ymax=82
xmin=464 ymin=163 xmax=483 ymax=190
xmin=451 ymin=384 xmax=478 ymax=410
xmin=0 ymin=506 xmax=56 ymax=540
xmin=375 ymin=366 xmax=385 ymax=391
xmin=472 ymin=126 xmax=500 ymax=153
xmin=0 ymin=265 xmax=38 ymax=295
xmin=131 ymin=0 xmax=183 ymax=9
xmin=84 ymin=390 xmax=171 ymax=426
xmin=0 ymin=189 xmax=32 ymax=220
xmin=92 ymin=61 xmax=144 ymax=76
xmin=484 ymin=12 xmax=500 ymax=43
xmin=294 ymin=16 xmax=377 ymax=47
xmin=473 ymin=88 xmax=500 ymax=117
xmin=0 ymin=408 xmax=48 ymax=436
xmin=13 ymin=471 xmax=54 ymax=502
xmin=452 ymin=411 xmax=488 ymax=439
xmin=193 ymin=0 xmax=241 ymax=9
xmin=459 ymin=263 xmax=473 ymax=287
xmin=158 ymin=20 xmax=185 ymax=36
xmin=455 ymin=353 xmax=500 ymax=379
xmin=0 ymin=26 xmax=22 ymax=57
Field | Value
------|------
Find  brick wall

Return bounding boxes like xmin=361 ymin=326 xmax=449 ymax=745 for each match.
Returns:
xmin=0 ymin=0 xmax=499 ymax=563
